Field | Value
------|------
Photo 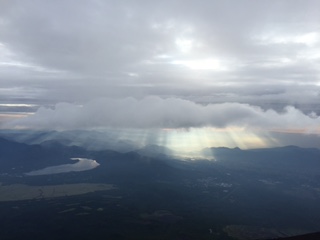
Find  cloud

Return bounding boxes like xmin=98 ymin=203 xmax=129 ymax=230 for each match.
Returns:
xmin=0 ymin=0 xmax=320 ymax=150
xmin=7 ymin=96 xmax=320 ymax=131
xmin=0 ymin=0 xmax=319 ymax=110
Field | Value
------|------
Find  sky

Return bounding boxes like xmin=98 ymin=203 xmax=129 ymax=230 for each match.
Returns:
xmin=0 ymin=0 xmax=320 ymax=150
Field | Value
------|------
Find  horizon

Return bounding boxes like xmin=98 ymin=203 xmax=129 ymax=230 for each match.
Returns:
xmin=1 ymin=129 xmax=319 ymax=161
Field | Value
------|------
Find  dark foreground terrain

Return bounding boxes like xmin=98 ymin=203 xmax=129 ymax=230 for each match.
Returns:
xmin=1 ymin=134 xmax=320 ymax=240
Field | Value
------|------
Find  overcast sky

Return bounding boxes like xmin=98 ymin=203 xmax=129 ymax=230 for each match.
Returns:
xmin=0 ymin=0 xmax=320 ymax=148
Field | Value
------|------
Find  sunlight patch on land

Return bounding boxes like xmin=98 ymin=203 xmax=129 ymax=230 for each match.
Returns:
xmin=94 ymin=127 xmax=278 ymax=158
xmin=149 ymin=127 xmax=275 ymax=158
xmin=179 ymin=127 xmax=270 ymax=150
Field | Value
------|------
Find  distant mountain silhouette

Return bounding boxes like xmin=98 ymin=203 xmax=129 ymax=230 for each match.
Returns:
xmin=0 ymin=129 xmax=140 ymax=152
xmin=267 ymin=231 xmax=320 ymax=240
xmin=135 ymin=144 xmax=174 ymax=158
xmin=0 ymin=137 xmax=86 ymax=174
xmin=202 ymin=145 xmax=320 ymax=176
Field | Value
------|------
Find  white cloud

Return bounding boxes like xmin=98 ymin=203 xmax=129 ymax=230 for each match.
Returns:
xmin=7 ymin=97 xmax=320 ymax=132
xmin=172 ymin=58 xmax=225 ymax=71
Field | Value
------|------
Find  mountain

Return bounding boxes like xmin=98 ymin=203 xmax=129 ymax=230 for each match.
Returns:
xmin=135 ymin=144 xmax=175 ymax=158
xmin=203 ymin=145 xmax=320 ymax=175
xmin=0 ymin=129 xmax=140 ymax=152
xmin=0 ymin=137 xmax=86 ymax=174
xmin=270 ymin=232 xmax=320 ymax=240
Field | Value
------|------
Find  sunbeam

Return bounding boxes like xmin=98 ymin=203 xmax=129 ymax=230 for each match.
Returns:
xmin=100 ymin=127 xmax=280 ymax=159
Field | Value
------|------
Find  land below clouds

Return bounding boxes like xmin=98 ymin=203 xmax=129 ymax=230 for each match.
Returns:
xmin=0 ymin=131 xmax=320 ymax=239
xmin=0 ymin=182 xmax=115 ymax=202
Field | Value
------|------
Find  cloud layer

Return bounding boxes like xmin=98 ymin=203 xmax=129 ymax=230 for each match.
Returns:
xmin=0 ymin=0 xmax=319 ymax=109
xmin=8 ymin=97 xmax=320 ymax=132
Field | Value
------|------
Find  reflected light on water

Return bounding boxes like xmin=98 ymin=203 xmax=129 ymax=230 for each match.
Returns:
xmin=25 ymin=158 xmax=100 ymax=176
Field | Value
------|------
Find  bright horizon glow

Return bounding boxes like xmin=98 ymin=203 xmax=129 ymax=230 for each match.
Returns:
xmin=157 ymin=127 xmax=274 ymax=156
xmin=88 ymin=127 xmax=278 ymax=158
xmin=0 ymin=103 xmax=37 ymax=107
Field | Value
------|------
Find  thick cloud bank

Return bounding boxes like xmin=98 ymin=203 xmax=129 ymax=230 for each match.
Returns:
xmin=8 ymin=97 xmax=320 ymax=132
